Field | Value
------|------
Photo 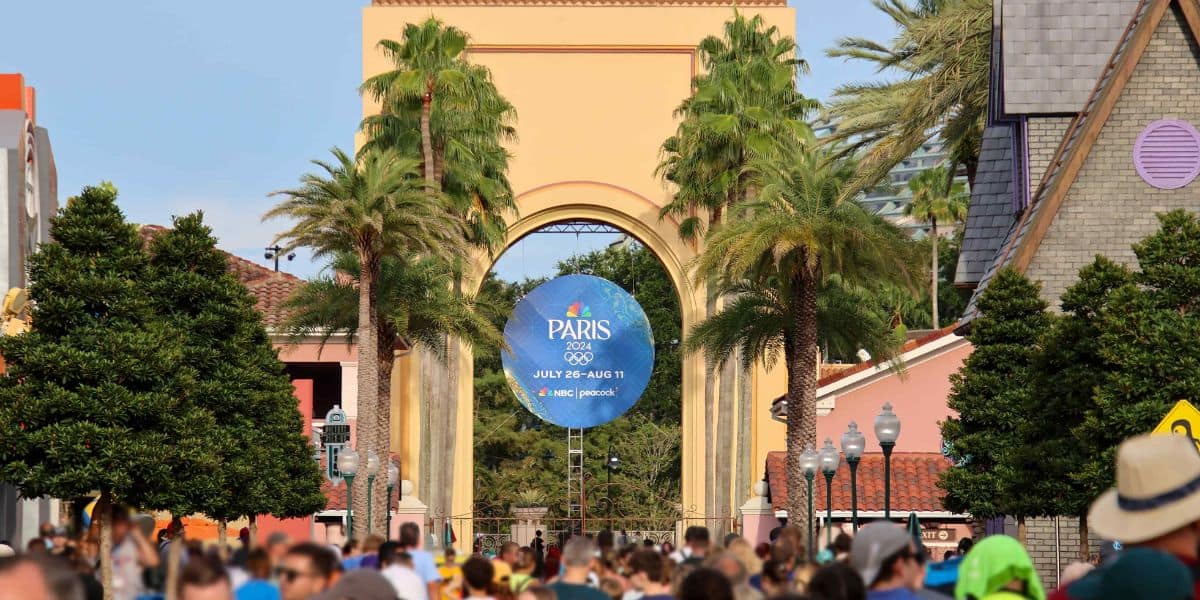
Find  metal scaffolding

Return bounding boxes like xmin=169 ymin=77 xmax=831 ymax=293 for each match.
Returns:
xmin=567 ymin=428 xmax=585 ymax=533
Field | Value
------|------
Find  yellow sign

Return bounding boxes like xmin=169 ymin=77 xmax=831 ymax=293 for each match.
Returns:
xmin=1152 ymin=400 xmax=1200 ymax=453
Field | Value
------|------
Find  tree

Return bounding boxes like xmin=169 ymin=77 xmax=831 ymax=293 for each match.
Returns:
xmin=1077 ymin=210 xmax=1200 ymax=513
xmin=824 ymin=0 xmax=990 ymax=195
xmin=0 ymin=184 xmax=207 ymax=599
xmin=266 ymin=148 xmax=466 ymax=537
xmin=904 ymin=166 xmax=968 ymax=328
xmin=688 ymin=144 xmax=920 ymax=531
xmin=658 ymin=11 xmax=818 ymax=523
xmin=1022 ymin=256 xmax=1130 ymax=557
xmin=144 ymin=214 xmax=325 ymax=551
xmin=939 ymin=268 xmax=1049 ymax=526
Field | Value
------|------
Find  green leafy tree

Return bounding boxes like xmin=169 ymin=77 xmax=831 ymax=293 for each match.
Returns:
xmin=266 ymin=148 xmax=466 ymax=537
xmin=1021 ymin=256 xmax=1131 ymax=557
xmin=688 ymin=144 xmax=920 ymax=529
xmin=1078 ymin=210 xmax=1200 ymax=512
xmin=0 ymin=185 xmax=206 ymax=599
xmin=825 ymin=0 xmax=990 ymax=194
xmin=939 ymin=268 xmax=1049 ymax=524
xmin=145 ymin=214 xmax=325 ymax=550
xmin=905 ymin=166 xmax=968 ymax=328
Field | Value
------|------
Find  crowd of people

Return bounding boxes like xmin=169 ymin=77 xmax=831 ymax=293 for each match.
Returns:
xmin=1 ymin=433 xmax=1199 ymax=600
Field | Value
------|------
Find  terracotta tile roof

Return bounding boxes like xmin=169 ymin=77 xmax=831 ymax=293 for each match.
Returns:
xmin=138 ymin=225 xmax=302 ymax=328
xmin=816 ymin=325 xmax=959 ymax=388
xmin=765 ymin=451 xmax=951 ymax=514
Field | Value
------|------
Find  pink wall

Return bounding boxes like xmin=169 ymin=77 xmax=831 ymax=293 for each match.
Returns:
xmin=277 ymin=341 xmax=356 ymax=363
xmin=816 ymin=341 xmax=971 ymax=453
xmin=293 ymin=379 xmax=314 ymax=437
xmin=257 ymin=515 xmax=315 ymax=543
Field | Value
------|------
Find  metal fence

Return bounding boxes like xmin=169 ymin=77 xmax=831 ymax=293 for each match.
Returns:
xmin=445 ymin=516 xmax=739 ymax=554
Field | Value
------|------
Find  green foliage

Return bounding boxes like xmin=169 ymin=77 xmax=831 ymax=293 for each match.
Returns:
xmin=0 ymin=185 xmax=203 ymax=511
xmin=145 ymin=213 xmax=326 ymax=520
xmin=1078 ymin=210 xmax=1200 ymax=494
xmin=939 ymin=268 xmax=1049 ymax=519
xmin=473 ymin=244 xmax=682 ymax=519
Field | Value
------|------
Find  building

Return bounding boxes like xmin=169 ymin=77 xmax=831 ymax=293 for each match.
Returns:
xmin=0 ymin=73 xmax=58 ymax=548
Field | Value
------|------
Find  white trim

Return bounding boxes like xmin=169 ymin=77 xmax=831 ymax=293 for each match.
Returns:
xmin=817 ymin=334 xmax=967 ymax=398
xmin=775 ymin=509 xmax=967 ymax=520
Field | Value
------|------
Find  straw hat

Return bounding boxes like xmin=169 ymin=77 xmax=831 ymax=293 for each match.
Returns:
xmin=1089 ymin=434 xmax=1200 ymax=543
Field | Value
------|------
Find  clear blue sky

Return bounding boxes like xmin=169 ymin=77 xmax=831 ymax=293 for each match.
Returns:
xmin=1 ymin=1 xmax=895 ymax=281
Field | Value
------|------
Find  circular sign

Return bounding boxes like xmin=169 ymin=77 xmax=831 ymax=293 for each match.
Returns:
xmin=501 ymin=274 xmax=654 ymax=428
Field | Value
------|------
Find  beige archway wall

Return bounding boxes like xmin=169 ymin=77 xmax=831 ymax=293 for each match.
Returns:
xmin=366 ymin=0 xmax=791 ymax=545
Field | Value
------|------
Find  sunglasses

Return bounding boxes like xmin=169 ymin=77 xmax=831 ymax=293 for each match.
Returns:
xmin=275 ymin=567 xmax=318 ymax=583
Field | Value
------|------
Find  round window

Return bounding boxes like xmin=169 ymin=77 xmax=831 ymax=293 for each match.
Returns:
xmin=1133 ymin=119 xmax=1200 ymax=189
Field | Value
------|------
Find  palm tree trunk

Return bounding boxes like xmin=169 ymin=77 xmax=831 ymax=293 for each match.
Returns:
xmin=704 ymin=291 xmax=717 ymax=520
xmin=376 ymin=331 xmax=395 ymax=536
xmin=98 ymin=490 xmax=114 ymax=600
xmin=716 ymin=332 xmax=735 ymax=535
xmin=785 ymin=271 xmax=820 ymax=539
xmin=165 ymin=517 xmax=184 ymax=600
xmin=421 ymin=88 xmax=436 ymax=192
xmin=930 ymin=218 xmax=939 ymax=329
xmin=354 ymin=251 xmax=381 ymax=540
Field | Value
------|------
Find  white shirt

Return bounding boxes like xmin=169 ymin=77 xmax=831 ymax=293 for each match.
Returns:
xmin=383 ymin=564 xmax=430 ymax=600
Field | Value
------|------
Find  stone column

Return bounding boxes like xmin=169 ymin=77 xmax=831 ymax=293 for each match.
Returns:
xmin=740 ymin=480 xmax=779 ymax=547
xmin=511 ymin=507 xmax=549 ymax=547
xmin=393 ymin=480 xmax=427 ymax=543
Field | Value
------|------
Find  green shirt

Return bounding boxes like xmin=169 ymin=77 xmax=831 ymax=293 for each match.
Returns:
xmin=548 ymin=581 xmax=610 ymax=600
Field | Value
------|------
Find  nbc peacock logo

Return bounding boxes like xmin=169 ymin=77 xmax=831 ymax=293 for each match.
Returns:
xmin=565 ymin=301 xmax=592 ymax=318
xmin=538 ymin=387 xmax=549 ymax=397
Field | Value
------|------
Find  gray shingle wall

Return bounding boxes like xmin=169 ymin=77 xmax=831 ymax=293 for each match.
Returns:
xmin=1027 ymin=4 xmax=1200 ymax=308
xmin=1003 ymin=0 xmax=1140 ymax=114
xmin=956 ymin=125 xmax=1016 ymax=286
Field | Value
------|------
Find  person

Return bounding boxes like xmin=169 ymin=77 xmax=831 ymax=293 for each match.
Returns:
xmin=678 ymin=567 xmax=734 ymax=600
xmin=808 ymin=562 xmax=866 ymax=600
xmin=851 ymin=522 xmax=923 ymax=600
xmin=438 ymin=547 xmax=463 ymax=600
xmin=518 ymin=586 xmax=557 ymax=600
xmin=230 ymin=529 xmax=253 ymax=568
xmin=277 ymin=542 xmax=339 ymax=600
xmin=263 ymin=533 xmax=291 ymax=573
xmin=599 ymin=577 xmax=624 ymax=600
xmin=494 ymin=541 xmax=519 ymax=587
xmin=311 ymin=569 xmax=399 ymax=600
xmin=380 ymin=542 xmax=428 ymax=600
xmin=544 ymin=545 xmax=562 ymax=583
xmin=707 ymin=551 xmax=761 ymax=600
xmin=751 ymin=538 xmax=797 ymax=593
xmin=727 ymin=538 xmax=763 ymax=588
xmin=106 ymin=506 xmax=159 ymax=600
xmin=671 ymin=527 xmax=710 ymax=565
xmin=1060 ymin=547 xmax=1191 ymax=600
xmin=462 ymin=556 xmax=497 ymax=600
xmin=398 ymin=522 xmax=442 ymax=600
xmin=235 ymin=548 xmax=280 ymax=600
xmin=760 ymin=559 xmax=793 ymax=598
xmin=359 ymin=534 xmax=385 ymax=570
xmin=532 ymin=531 xmax=546 ymax=579
xmin=178 ymin=555 xmax=233 ymax=600
xmin=1050 ymin=434 xmax=1200 ymax=599
xmin=548 ymin=537 xmax=609 ymax=600
xmin=0 ymin=555 xmax=85 ymax=600
xmin=1057 ymin=563 xmax=1093 ymax=589
xmin=953 ymin=536 xmax=1043 ymax=600
xmin=512 ymin=547 xmax=538 ymax=593
xmin=625 ymin=549 xmax=672 ymax=600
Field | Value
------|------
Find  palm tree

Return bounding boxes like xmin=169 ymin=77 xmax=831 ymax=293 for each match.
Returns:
xmin=824 ymin=0 xmax=990 ymax=196
xmin=905 ymin=165 xmax=968 ymax=328
xmin=687 ymin=143 xmax=921 ymax=531
xmin=265 ymin=147 xmax=466 ymax=536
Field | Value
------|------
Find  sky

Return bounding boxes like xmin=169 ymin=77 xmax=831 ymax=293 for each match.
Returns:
xmin=1 ymin=1 xmax=895 ymax=282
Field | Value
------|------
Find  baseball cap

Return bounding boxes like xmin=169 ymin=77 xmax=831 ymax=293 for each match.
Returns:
xmin=312 ymin=569 xmax=398 ymax=600
xmin=851 ymin=522 xmax=912 ymax=586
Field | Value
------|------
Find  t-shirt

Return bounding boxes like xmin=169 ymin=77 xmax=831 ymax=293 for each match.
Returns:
xmin=548 ymin=581 xmax=611 ymax=600
xmin=867 ymin=589 xmax=923 ymax=600
xmin=235 ymin=579 xmax=281 ymax=600
xmin=406 ymin=548 xmax=444 ymax=585
xmin=383 ymin=565 xmax=430 ymax=600
xmin=111 ymin=536 xmax=145 ymax=600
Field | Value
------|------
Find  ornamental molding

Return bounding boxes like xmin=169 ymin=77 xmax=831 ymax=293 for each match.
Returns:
xmin=373 ymin=0 xmax=785 ymax=5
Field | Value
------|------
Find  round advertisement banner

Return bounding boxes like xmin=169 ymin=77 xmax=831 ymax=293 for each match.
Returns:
xmin=501 ymin=274 xmax=654 ymax=428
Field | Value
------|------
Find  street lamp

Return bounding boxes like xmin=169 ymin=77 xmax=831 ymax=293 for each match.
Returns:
xmin=840 ymin=422 xmax=866 ymax=532
xmin=819 ymin=438 xmax=840 ymax=547
xmin=606 ymin=447 xmax=621 ymax=523
xmin=799 ymin=444 xmax=820 ymax=562
xmin=365 ymin=451 xmax=381 ymax=535
xmin=386 ymin=461 xmax=399 ymax=541
xmin=875 ymin=403 xmax=901 ymax=520
xmin=337 ymin=449 xmax=360 ymax=538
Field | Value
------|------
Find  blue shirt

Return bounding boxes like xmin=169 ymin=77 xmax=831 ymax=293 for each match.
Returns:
xmin=235 ymin=580 xmax=280 ymax=600
xmin=868 ymin=589 xmax=923 ymax=600
xmin=407 ymin=549 xmax=443 ymax=584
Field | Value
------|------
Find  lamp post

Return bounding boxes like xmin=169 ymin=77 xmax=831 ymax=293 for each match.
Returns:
xmin=365 ymin=451 xmax=380 ymax=535
xmin=605 ymin=447 xmax=620 ymax=523
xmin=337 ymin=449 xmax=360 ymax=538
xmin=875 ymin=403 xmax=901 ymax=520
xmin=818 ymin=438 xmax=840 ymax=547
xmin=800 ymin=444 xmax=820 ymax=562
xmin=840 ymin=422 xmax=866 ymax=532
xmin=386 ymin=461 xmax=399 ymax=541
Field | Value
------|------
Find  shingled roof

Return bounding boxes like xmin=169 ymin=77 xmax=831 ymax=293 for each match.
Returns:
xmin=139 ymin=225 xmax=302 ymax=328
xmin=956 ymin=125 xmax=1018 ymax=287
xmin=765 ymin=452 xmax=952 ymax=514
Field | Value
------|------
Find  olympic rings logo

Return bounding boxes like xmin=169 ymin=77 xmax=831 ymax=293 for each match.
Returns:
xmin=563 ymin=351 xmax=594 ymax=366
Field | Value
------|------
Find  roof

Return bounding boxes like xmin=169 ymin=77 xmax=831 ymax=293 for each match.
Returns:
xmin=765 ymin=452 xmax=952 ymax=513
xmin=139 ymin=225 xmax=302 ymax=328
xmin=816 ymin=326 xmax=959 ymax=388
xmin=955 ymin=125 xmax=1018 ymax=287
xmin=962 ymin=0 xmax=1200 ymax=325
xmin=1001 ymin=0 xmax=1141 ymax=114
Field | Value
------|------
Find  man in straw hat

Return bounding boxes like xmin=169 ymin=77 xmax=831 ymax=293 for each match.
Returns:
xmin=1049 ymin=434 xmax=1200 ymax=599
